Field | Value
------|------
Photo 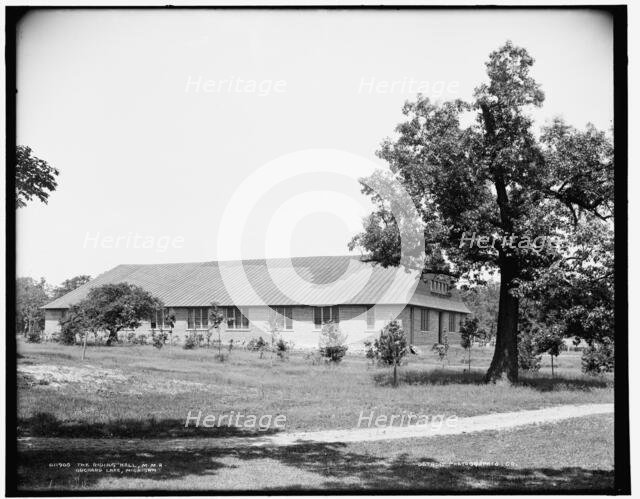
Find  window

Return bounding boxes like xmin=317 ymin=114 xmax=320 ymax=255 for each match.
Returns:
xmin=150 ymin=308 xmax=165 ymax=330
xmin=226 ymin=306 xmax=249 ymax=330
xmin=366 ymin=306 xmax=375 ymax=330
xmin=421 ymin=309 xmax=430 ymax=332
xmin=187 ymin=308 xmax=209 ymax=330
xmin=272 ymin=306 xmax=293 ymax=330
xmin=449 ymin=313 xmax=456 ymax=332
xmin=431 ymin=280 xmax=449 ymax=295
xmin=314 ymin=306 xmax=339 ymax=329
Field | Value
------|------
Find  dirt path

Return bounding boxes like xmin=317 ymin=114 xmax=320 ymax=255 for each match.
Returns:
xmin=19 ymin=403 xmax=613 ymax=451
xmin=253 ymin=403 xmax=614 ymax=447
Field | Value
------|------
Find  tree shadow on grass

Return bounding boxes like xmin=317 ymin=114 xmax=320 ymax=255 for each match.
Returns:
xmin=16 ymin=440 xmax=614 ymax=492
xmin=517 ymin=373 xmax=612 ymax=392
xmin=18 ymin=412 xmax=283 ymax=439
xmin=373 ymin=368 xmax=612 ymax=392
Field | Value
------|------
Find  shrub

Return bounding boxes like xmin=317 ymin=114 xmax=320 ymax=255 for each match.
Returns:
xmin=305 ymin=351 xmax=323 ymax=365
xmin=518 ymin=326 xmax=542 ymax=372
xmin=364 ymin=340 xmax=377 ymax=365
xmin=134 ymin=334 xmax=148 ymax=345
xmin=319 ymin=321 xmax=348 ymax=363
xmin=152 ymin=330 xmax=168 ymax=349
xmin=247 ymin=336 xmax=265 ymax=351
xmin=582 ymin=338 xmax=614 ymax=375
xmin=432 ymin=331 xmax=449 ymax=368
xmin=183 ymin=334 xmax=198 ymax=350
xmin=196 ymin=333 xmax=205 ymax=347
xmin=320 ymin=344 xmax=348 ymax=363
xmin=247 ymin=336 xmax=269 ymax=358
xmin=275 ymin=338 xmax=290 ymax=360
xmin=26 ymin=329 xmax=41 ymax=343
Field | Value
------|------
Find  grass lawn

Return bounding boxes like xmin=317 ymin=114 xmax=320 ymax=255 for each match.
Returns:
xmin=14 ymin=338 xmax=615 ymax=491
xmin=17 ymin=415 xmax=614 ymax=491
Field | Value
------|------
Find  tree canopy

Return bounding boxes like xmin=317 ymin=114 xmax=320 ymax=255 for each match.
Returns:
xmin=74 ymin=283 xmax=162 ymax=345
xmin=350 ymin=41 xmax=614 ymax=383
xmin=51 ymin=275 xmax=92 ymax=300
xmin=16 ymin=277 xmax=50 ymax=335
xmin=16 ymin=145 xmax=59 ymax=208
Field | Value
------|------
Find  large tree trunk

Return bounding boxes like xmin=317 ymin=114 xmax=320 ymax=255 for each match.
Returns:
xmin=485 ymin=259 xmax=519 ymax=383
xmin=105 ymin=330 xmax=118 ymax=346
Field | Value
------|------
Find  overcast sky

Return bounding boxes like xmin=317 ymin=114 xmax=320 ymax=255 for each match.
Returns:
xmin=16 ymin=8 xmax=613 ymax=285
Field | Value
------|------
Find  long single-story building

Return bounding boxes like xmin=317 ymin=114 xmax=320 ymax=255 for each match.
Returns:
xmin=42 ymin=255 xmax=471 ymax=348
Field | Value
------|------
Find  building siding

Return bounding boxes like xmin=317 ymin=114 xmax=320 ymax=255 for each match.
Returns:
xmin=43 ymin=309 xmax=66 ymax=340
xmin=43 ymin=304 xmax=468 ymax=349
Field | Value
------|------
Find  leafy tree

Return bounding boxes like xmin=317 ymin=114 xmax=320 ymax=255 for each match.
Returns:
xmin=58 ymin=304 xmax=85 ymax=345
xmin=350 ymin=41 xmax=613 ymax=383
xmin=373 ymin=320 xmax=408 ymax=386
xmin=459 ymin=317 xmax=487 ymax=371
xmin=52 ymin=275 xmax=91 ymax=300
xmin=364 ymin=340 xmax=377 ymax=366
xmin=522 ymin=219 xmax=613 ymax=347
xmin=16 ymin=146 xmax=59 ymax=208
xmin=267 ymin=309 xmax=281 ymax=360
xmin=534 ymin=327 xmax=566 ymax=378
xmin=164 ymin=309 xmax=176 ymax=347
xmin=208 ymin=303 xmax=226 ymax=359
xmin=76 ymin=283 xmax=161 ymax=345
xmin=58 ymin=303 xmax=100 ymax=359
xmin=319 ymin=321 xmax=348 ymax=363
xmin=16 ymin=277 xmax=50 ymax=336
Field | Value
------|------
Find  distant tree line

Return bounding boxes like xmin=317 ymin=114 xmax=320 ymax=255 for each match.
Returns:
xmin=460 ymin=279 xmax=614 ymax=375
xmin=16 ymin=275 xmax=92 ymax=337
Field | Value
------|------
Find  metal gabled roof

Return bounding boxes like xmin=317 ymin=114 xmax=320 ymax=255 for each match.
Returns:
xmin=42 ymin=255 xmax=470 ymax=313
